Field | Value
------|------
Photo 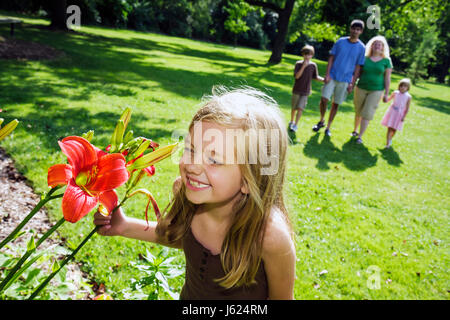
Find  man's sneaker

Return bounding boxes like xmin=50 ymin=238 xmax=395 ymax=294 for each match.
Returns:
xmin=312 ymin=121 xmax=325 ymax=132
xmin=324 ymin=128 xmax=331 ymax=136
xmin=356 ymin=137 xmax=363 ymax=144
xmin=351 ymin=131 xmax=358 ymax=137
xmin=292 ymin=124 xmax=298 ymax=132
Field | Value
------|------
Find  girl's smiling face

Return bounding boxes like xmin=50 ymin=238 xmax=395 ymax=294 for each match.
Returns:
xmin=179 ymin=121 xmax=247 ymax=207
xmin=399 ymin=84 xmax=409 ymax=93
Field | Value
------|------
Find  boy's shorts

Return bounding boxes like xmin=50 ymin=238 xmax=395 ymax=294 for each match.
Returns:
xmin=291 ymin=93 xmax=308 ymax=110
xmin=321 ymin=79 xmax=349 ymax=105
xmin=353 ymin=87 xmax=384 ymax=120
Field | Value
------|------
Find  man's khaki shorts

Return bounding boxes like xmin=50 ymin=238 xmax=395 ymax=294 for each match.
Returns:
xmin=321 ymin=79 xmax=349 ymax=105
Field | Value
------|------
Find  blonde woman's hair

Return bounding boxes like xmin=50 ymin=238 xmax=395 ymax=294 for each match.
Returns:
xmin=156 ymin=86 xmax=292 ymax=289
xmin=398 ymin=78 xmax=411 ymax=91
xmin=365 ymin=35 xmax=390 ymax=58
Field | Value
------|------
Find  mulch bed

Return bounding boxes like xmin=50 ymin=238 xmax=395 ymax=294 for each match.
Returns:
xmin=0 ymin=32 xmax=109 ymax=299
xmin=0 ymin=147 xmax=94 ymax=299
xmin=0 ymin=37 xmax=64 ymax=60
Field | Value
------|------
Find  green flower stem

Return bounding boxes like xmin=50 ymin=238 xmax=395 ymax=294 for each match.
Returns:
xmin=27 ymin=198 xmax=130 ymax=300
xmin=0 ymin=187 xmax=63 ymax=250
xmin=28 ymin=225 xmax=99 ymax=300
xmin=0 ymin=217 xmax=65 ymax=292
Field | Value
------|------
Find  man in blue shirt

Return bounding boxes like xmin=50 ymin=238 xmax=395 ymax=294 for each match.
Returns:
xmin=313 ymin=20 xmax=366 ymax=136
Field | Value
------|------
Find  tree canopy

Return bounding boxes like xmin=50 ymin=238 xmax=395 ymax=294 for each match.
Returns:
xmin=1 ymin=0 xmax=448 ymax=83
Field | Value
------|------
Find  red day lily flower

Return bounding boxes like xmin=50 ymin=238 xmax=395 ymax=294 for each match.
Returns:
xmin=47 ymin=136 xmax=129 ymax=223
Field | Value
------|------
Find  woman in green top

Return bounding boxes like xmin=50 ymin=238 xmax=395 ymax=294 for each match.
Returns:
xmin=352 ymin=36 xmax=392 ymax=144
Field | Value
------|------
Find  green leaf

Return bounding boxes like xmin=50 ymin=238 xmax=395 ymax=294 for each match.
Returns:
xmin=110 ymin=120 xmax=125 ymax=152
xmin=166 ymin=267 xmax=184 ymax=278
xmin=147 ymin=290 xmax=158 ymax=300
xmin=144 ymin=249 xmax=156 ymax=265
xmin=155 ymin=271 xmax=178 ymax=300
xmin=81 ymin=130 xmax=94 ymax=142
xmin=128 ymin=139 xmax=151 ymax=160
xmin=2 ymin=245 xmax=54 ymax=292
xmin=58 ymin=266 xmax=68 ymax=283
xmin=0 ymin=256 xmax=17 ymax=269
xmin=119 ymin=107 xmax=132 ymax=130
xmin=23 ymin=268 xmax=41 ymax=285
xmin=26 ymin=234 xmax=36 ymax=251
xmin=0 ymin=119 xmax=19 ymax=141
xmin=123 ymin=130 xmax=134 ymax=144
xmin=51 ymin=259 xmax=60 ymax=273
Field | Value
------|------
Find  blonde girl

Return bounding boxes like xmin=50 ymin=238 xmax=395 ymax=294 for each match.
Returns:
xmin=94 ymin=87 xmax=296 ymax=299
xmin=381 ymin=78 xmax=412 ymax=148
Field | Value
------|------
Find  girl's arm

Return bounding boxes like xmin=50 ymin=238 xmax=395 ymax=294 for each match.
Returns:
xmin=386 ymin=91 xmax=396 ymax=102
xmin=93 ymin=208 xmax=182 ymax=249
xmin=262 ymin=209 xmax=296 ymax=300
xmin=383 ymin=68 xmax=392 ymax=102
xmin=93 ymin=177 xmax=184 ymax=249
xmin=402 ymin=97 xmax=411 ymax=121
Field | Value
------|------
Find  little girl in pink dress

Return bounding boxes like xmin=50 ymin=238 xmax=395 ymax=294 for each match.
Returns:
xmin=381 ymin=78 xmax=412 ymax=148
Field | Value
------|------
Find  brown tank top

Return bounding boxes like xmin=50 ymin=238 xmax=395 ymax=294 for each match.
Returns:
xmin=180 ymin=227 xmax=268 ymax=300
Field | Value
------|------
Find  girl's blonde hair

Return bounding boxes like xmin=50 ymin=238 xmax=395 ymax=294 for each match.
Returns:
xmin=365 ymin=35 xmax=390 ymax=58
xmin=156 ymin=86 xmax=292 ymax=289
xmin=398 ymin=78 xmax=411 ymax=91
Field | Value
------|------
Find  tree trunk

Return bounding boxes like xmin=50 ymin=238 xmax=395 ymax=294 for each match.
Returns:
xmin=246 ymin=0 xmax=296 ymax=64
xmin=268 ymin=0 xmax=295 ymax=64
xmin=48 ymin=0 xmax=68 ymax=30
xmin=437 ymin=58 xmax=449 ymax=83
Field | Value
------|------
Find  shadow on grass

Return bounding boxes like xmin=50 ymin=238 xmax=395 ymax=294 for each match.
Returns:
xmin=379 ymin=146 xmax=403 ymax=166
xmin=0 ymin=103 xmax=172 ymax=154
xmin=287 ymin=127 xmax=300 ymax=145
xmin=414 ymin=96 xmax=450 ymax=115
xmin=0 ymin=21 xmax=384 ymax=159
xmin=303 ymin=134 xmax=378 ymax=171
xmin=0 ymin=22 xmax=359 ymax=113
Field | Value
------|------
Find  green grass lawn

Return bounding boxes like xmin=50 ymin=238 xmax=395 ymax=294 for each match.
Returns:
xmin=0 ymin=13 xmax=449 ymax=299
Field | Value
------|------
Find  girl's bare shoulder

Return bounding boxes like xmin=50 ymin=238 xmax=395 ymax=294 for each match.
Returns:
xmin=262 ymin=207 xmax=295 ymax=256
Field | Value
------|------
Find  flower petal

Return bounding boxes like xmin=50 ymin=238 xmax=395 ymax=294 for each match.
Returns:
xmin=95 ymin=146 xmax=108 ymax=159
xmin=87 ymin=153 xmax=129 ymax=192
xmin=48 ymin=164 xmax=73 ymax=187
xmin=62 ymin=181 xmax=98 ymax=223
xmin=59 ymin=136 xmax=97 ymax=175
xmin=143 ymin=165 xmax=155 ymax=177
xmin=98 ymin=190 xmax=118 ymax=215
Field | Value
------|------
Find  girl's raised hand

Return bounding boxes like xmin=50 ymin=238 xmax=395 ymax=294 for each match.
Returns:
xmin=94 ymin=207 xmax=128 ymax=237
